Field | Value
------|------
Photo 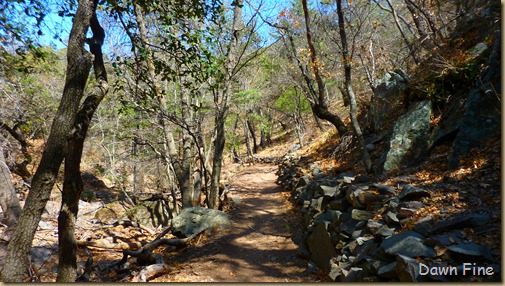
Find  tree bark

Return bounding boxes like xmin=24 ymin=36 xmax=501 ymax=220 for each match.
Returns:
xmin=57 ymin=5 xmax=108 ymax=281
xmin=180 ymin=91 xmax=195 ymax=208
xmin=336 ymin=0 xmax=373 ymax=174
xmin=300 ymin=0 xmax=348 ymax=136
xmin=246 ymin=118 xmax=258 ymax=153
xmin=243 ymin=119 xmax=253 ymax=157
xmin=208 ymin=0 xmax=244 ymax=209
xmin=0 ymin=0 xmax=94 ymax=281
xmin=209 ymin=109 xmax=227 ymax=209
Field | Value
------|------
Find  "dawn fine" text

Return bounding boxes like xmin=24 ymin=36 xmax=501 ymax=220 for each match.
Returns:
xmin=419 ymin=263 xmax=494 ymax=276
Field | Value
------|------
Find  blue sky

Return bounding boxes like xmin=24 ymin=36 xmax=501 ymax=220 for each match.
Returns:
xmin=34 ymin=0 xmax=291 ymax=55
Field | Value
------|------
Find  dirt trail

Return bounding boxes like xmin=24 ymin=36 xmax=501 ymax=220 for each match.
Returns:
xmin=161 ymin=164 xmax=319 ymax=282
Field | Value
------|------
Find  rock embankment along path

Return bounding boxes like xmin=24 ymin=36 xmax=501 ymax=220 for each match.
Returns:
xmin=163 ymin=164 xmax=320 ymax=282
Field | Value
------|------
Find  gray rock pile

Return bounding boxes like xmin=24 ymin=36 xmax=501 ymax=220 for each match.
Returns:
xmin=276 ymin=156 xmax=499 ymax=282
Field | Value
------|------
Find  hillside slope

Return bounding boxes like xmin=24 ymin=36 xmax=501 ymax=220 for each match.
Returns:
xmin=274 ymin=1 xmax=501 ymax=282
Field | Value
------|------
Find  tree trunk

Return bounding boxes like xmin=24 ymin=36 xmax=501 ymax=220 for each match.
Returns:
xmin=209 ymin=109 xmax=227 ymax=209
xmin=258 ymin=108 xmax=266 ymax=149
xmin=57 ymin=7 xmax=107 ymax=282
xmin=0 ymin=0 xmax=95 ymax=281
xmin=311 ymin=103 xmax=347 ymax=136
xmin=336 ymin=0 xmax=373 ymax=174
xmin=180 ymin=96 xmax=195 ymax=208
xmin=231 ymin=116 xmax=240 ymax=163
xmin=243 ymin=119 xmax=253 ymax=157
xmin=208 ymin=0 xmax=244 ymax=209
xmin=0 ymin=146 xmax=21 ymax=233
xmin=246 ymin=119 xmax=257 ymax=154
xmin=301 ymin=0 xmax=348 ymax=136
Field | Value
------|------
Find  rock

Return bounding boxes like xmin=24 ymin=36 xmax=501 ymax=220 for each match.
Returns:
xmin=447 ymin=243 xmax=494 ymax=262
xmin=384 ymin=211 xmax=400 ymax=224
xmin=378 ymin=261 xmax=397 ymax=278
xmin=395 ymin=254 xmax=429 ymax=282
xmin=340 ymin=267 xmax=367 ymax=282
xmin=313 ymin=210 xmax=335 ymax=225
xmin=355 ymin=175 xmax=372 ymax=183
xmin=424 ymin=230 xmax=464 ymax=247
xmin=332 ymin=210 xmax=351 ymax=225
xmin=429 ymin=213 xmax=491 ymax=236
xmin=329 ymin=261 xmax=352 ymax=281
xmin=398 ymin=208 xmax=417 ymax=219
xmin=381 ymin=231 xmax=436 ymax=258
xmin=316 ymin=185 xmax=340 ymax=197
xmin=411 ymin=215 xmax=434 ymax=236
xmin=369 ymin=69 xmax=410 ymax=132
xmin=172 ymin=207 xmax=231 ymax=238
xmin=297 ymin=244 xmax=311 ymax=260
xmin=329 ymin=198 xmax=350 ymax=211
xmin=95 ymin=207 xmax=118 ymax=224
xmin=399 ymin=184 xmax=431 ymax=201
xmin=428 ymin=97 xmax=465 ymax=150
xmin=310 ymin=197 xmax=327 ymax=212
xmin=371 ymin=183 xmax=396 ymax=195
xmin=399 ymin=201 xmax=425 ymax=210
xmin=336 ymin=172 xmax=356 ymax=184
xmin=354 ymin=239 xmax=378 ymax=262
xmin=361 ymin=258 xmax=383 ymax=274
xmin=295 ymin=176 xmax=310 ymax=188
xmin=376 ymin=225 xmax=396 ymax=237
xmin=339 ymin=218 xmax=360 ymax=236
xmin=352 ymin=209 xmax=375 ymax=221
xmin=366 ymin=219 xmax=385 ymax=234
xmin=346 ymin=186 xmax=365 ymax=208
xmin=447 ymin=39 xmax=500 ymax=168
xmin=38 ymin=220 xmax=54 ymax=230
xmin=307 ymin=221 xmax=336 ymax=272
xmin=352 ymin=228 xmax=368 ymax=239
xmin=358 ymin=191 xmax=388 ymax=208
xmin=382 ymin=100 xmax=432 ymax=173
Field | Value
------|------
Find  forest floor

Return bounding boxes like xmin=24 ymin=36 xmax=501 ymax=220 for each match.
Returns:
xmin=155 ymin=164 xmax=322 ymax=282
xmin=0 ymin=164 xmax=323 ymax=282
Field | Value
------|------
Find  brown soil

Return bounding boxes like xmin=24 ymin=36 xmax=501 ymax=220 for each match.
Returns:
xmin=156 ymin=164 xmax=320 ymax=282
xmin=0 ymin=164 xmax=323 ymax=282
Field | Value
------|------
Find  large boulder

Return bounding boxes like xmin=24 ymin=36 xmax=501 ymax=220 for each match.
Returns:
xmin=369 ymin=69 xmax=410 ymax=132
xmin=447 ymin=86 xmax=501 ymax=168
xmin=382 ymin=100 xmax=432 ymax=173
xmin=430 ymin=31 xmax=501 ymax=169
xmin=306 ymin=221 xmax=336 ymax=272
xmin=172 ymin=207 xmax=231 ymax=238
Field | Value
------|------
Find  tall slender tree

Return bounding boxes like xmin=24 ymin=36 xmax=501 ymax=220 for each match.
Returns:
xmin=1 ymin=0 xmax=105 ymax=281
xmin=57 ymin=6 xmax=108 ymax=281
xmin=335 ymin=0 xmax=373 ymax=174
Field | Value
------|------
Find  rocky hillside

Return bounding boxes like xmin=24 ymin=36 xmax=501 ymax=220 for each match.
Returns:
xmin=275 ymin=1 xmax=501 ymax=282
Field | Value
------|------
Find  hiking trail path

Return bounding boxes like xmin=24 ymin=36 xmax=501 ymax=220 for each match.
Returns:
xmin=160 ymin=164 xmax=321 ymax=282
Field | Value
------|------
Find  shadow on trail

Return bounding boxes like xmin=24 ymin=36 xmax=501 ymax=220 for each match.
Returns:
xmin=167 ymin=166 xmax=316 ymax=282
